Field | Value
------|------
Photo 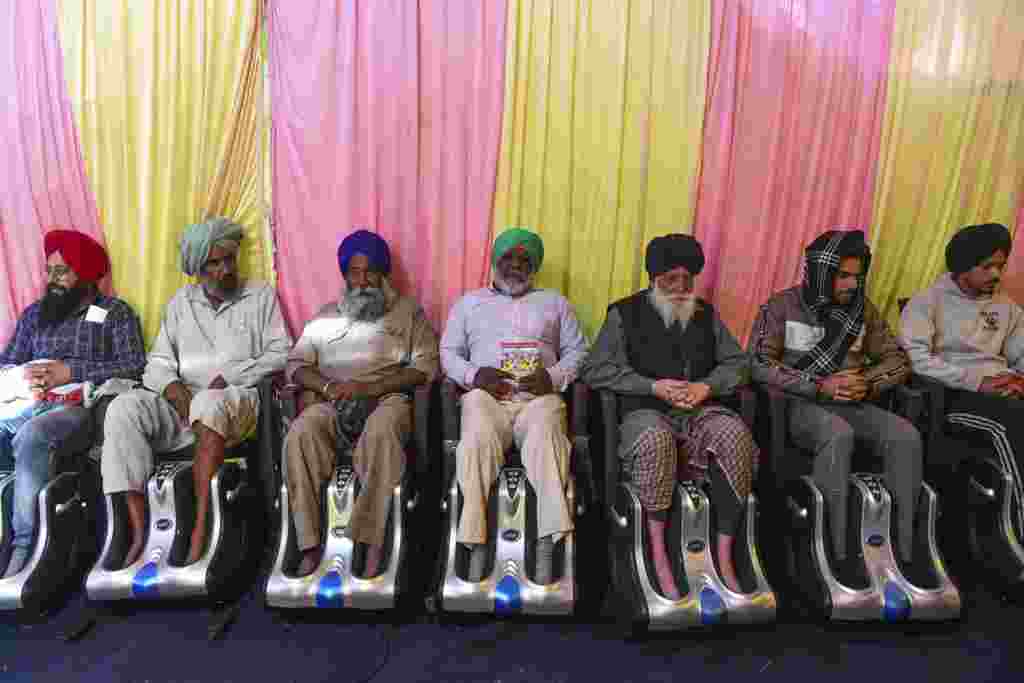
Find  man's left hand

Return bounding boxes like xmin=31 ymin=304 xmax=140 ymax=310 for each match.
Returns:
xmin=673 ymin=382 xmax=711 ymax=410
xmin=518 ymin=368 xmax=555 ymax=396
xmin=24 ymin=360 xmax=72 ymax=394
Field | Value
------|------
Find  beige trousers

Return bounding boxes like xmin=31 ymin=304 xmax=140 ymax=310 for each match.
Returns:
xmin=285 ymin=395 xmax=411 ymax=549
xmin=455 ymin=389 xmax=572 ymax=545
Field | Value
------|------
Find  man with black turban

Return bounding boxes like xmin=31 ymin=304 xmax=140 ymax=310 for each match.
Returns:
xmin=101 ymin=218 xmax=291 ymax=568
xmin=751 ymin=229 xmax=920 ymax=578
xmin=902 ymin=222 xmax=1024 ymax=539
xmin=283 ymin=229 xmax=439 ymax=578
xmin=440 ymin=227 xmax=588 ymax=585
xmin=582 ymin=233 xmax=758 ymax=597
xmin=1 ymin=229 xmax=145 ymax=577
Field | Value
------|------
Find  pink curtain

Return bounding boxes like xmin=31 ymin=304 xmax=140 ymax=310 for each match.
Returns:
xmin=693 ymin=0 xmax=895 ymax=343
xmin=268 ymin=0 xmax=506 ymax=335
xmin=1003 ymin=203 xmax=1024 ymax=304
xmin=0 ymin=0 xmax=104 ymax=342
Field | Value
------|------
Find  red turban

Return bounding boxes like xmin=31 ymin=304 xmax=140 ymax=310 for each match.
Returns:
xmin=43 ymin=229 xmax=110 ymax=283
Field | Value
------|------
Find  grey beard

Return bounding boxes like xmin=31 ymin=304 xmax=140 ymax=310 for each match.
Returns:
xmin=339 ymin=286 xmax=389 ymax=322
xmin=649 ymin=286 xmax=698 ymax=331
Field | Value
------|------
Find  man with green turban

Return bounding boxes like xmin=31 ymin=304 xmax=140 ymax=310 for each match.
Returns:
xmin=101 ymin=218 xmax=292 ymax=568
xmin=440 ymin=227 xmax=588 ymax=584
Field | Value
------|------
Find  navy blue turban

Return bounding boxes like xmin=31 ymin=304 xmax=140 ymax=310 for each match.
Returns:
xmin=337 ymin=229 xmax=392 ymax=275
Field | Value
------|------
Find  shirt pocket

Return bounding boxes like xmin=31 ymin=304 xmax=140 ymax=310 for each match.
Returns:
xmin=220 ymin=322 xmax=257 ymax=362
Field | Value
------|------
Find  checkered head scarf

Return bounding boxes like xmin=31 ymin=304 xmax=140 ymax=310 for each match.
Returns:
xmin=794 ymin=229 xmax=871 ymax=377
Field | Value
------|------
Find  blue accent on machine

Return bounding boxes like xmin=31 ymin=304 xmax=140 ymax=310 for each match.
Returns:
xmin=883 ymin=581 xmax=911 ymax=623
xmin=131 ymin=563 xmax=160 ymax=598
xmin=699 ymin=587 xmax=726 ymax=626
xmin=316 ymin=570 xmax=346 ymax=608
xmin=494 ymin=575 xmax=522 ymax=615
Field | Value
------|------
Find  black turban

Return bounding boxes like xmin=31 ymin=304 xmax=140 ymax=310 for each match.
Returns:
xmin=946 ymin=223 xmax=1011 ymax=276
xmin=646 ymin=234 xmax=705 ymax=278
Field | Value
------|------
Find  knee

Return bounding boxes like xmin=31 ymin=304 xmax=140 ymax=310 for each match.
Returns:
xmin=103 ymin=393 xmax=147 ymax=438
xmin=189 ymin=389 xmax=230 ymax=428
xmin=11 ymin=417 xmax=48 ymax=451
xmin=630 ymin=426 xmax=676 ymax=460
xmin=822 ymin=417 xmax=855 ymax=454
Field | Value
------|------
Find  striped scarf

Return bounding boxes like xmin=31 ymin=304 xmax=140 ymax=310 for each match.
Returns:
xmin=794 ymin=230 xmax=870 ymax=377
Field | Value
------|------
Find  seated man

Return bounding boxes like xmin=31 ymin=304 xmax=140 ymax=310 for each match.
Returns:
xmin=102 ymin=218 xmax=291 ymax=568
xmin=284 ymin=230 xmax=438 ymax=578
xmin=440 ymin=228 xmax=588 ymax=584
xmin=1 ymin=229 xmax=145 ymax=578
xmin=582 ymin=234 xmax=758 ymax=597
xmin=750 ymin=229 xmax=921 ymax=573
xmin=901 ymin=223 xmax=1024 ymax=537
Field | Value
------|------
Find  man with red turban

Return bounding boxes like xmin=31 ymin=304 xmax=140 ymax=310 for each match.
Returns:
xmin=1 ymin=229 xmax=146 ymax=578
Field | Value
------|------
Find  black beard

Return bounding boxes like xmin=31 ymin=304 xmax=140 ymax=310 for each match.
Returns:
xmin=38 ymin=283 xmax=90 ymax=328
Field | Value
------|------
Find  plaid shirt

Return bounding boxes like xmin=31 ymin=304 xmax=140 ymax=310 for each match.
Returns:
xmin=0 ymin=294 xmax=146 ymax=384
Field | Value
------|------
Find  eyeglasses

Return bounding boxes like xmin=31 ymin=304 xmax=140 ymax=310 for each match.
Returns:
xmin=46 ymin=265 xmax=73 ymax=281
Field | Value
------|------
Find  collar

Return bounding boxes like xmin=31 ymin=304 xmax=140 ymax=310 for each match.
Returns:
xmin=489 ymin=282 xmax=536 ymax=299
xmin=186 ymin=281 xmax=255 ymax=309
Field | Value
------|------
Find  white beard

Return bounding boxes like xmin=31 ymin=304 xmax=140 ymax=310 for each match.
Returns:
xmin=649 ymin=286 xmax=699 ymax=331
xmin=338 ymin=277 xmax=396 ymax=322
xmin=493 ymin=267 xmax=534 ymax=297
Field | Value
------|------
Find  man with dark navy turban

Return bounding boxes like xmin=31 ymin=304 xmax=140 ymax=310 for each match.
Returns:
xmin=284 ymin=229 xmax=438 ymax=577
xmin=440 ymin=227 xmax=588 ymax=585
xmin=582 ymin=233 xmax=757 ymax=597
xmin=902 ymin=222 xmax=1024 ymax=539
xmin=101 ymin=218 xmax=291 ymax=568
xmin=1 ymin=229 xmax=145 ymax=577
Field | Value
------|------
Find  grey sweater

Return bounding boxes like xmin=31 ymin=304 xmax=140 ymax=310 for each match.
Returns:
xmin=900 ymin=274 xmax=1024 ymax=391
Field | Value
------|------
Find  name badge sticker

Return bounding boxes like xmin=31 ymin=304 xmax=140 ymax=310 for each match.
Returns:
xmin=85 ymin=305 xmax=109 ymax=324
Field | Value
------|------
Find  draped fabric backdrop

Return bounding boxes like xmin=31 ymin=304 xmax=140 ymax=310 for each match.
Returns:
xmin=492 ymin=0 xmax=710 ymax=339
xmin=59 ymin=0 xmax=270 ymax=344
xmin=693 ymin=0 xmax=895 ymax=344
xmin=869 ymin=0 xmax=1024 ymax=323
xmin=269 ymin=0 xmax=506 ymax=336
xmin=0 ymin=0 xmax=104 ymax=343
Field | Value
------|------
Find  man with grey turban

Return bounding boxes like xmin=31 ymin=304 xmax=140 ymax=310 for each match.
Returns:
xmin=902 ymin=222 xmax=1024 ymax=540
xmin=582 ymin=234 xmax=758 ymax=598
xmin=101 ymin=218 xmax=292 ymax=568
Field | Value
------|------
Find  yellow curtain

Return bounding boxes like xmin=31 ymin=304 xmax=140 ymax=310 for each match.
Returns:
xmin=58 ymin=0 xmax=271 ymax=344
xmin=492 ymin=0 xmax=710 ymax=338
xmin=868 ymin=0 xmax=1024 ymax=323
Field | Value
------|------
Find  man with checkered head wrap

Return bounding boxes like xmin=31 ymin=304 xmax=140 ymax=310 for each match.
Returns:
xmin=581 ymin=233 xmax=760 ymax=598
xmin=902 ymin=222 xmax=1024 ymax=541
xmin=101 ymin=218 xmax=292 ymax=569
xmin=750 ymin=229 xmax=923 ymax=577
xmin=440 ymin=227 xmax=588 ymax=585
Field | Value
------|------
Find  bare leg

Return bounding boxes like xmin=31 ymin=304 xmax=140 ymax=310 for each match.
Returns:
xmin=297 ymin=548 xmax=322 ymax=576
xmin=187 ymin=424 xmax=226 ymax=565
xmin=123 ymin=491 xmax=147 ymax=568
xmin=647 ymin=517 xmax=680 ymax=600
xmin=717 ymin=533 xmax=741 ymax=593
xmin=363 ymin=544 xmax=383 ymax=578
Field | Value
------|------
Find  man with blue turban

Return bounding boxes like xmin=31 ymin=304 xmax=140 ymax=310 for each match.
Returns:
xmin=440 ymin=227 xmax=588 ymax=584
xmin=101 ymin=218 xmax=292 ymax=568
xmin=284 ymin=229 xmax=438 ymax=577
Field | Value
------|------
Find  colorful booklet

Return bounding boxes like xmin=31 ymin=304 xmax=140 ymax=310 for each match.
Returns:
xmin=500 ymin=340 xmax=541 ymax=381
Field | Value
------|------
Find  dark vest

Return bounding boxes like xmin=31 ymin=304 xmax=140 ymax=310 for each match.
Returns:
xmin=611 ymin=290 xmax=717 ymax=416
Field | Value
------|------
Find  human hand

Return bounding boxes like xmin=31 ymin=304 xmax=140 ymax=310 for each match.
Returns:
xmin=517 ymin=368 xmax=554 ymax=397
xmin=473 ymin=367 xmax=517 ymax=400
xmin=163 ymin=381 xmax=194 ymax=423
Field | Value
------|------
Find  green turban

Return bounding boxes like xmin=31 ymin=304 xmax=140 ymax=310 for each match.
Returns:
xmin=492 ymin=227 xmax=544 ymax=271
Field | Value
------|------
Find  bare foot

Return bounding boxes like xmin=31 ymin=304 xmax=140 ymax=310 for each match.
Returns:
xmin=186 ymin=527 xmax=206 ymax=565
xmin=297 ymin=549 xmax=321 ymax=576
xmin=123 ymin=541 xmax=144 ymax=569
xmin=364 ymin=544 xmax=382 ymax=578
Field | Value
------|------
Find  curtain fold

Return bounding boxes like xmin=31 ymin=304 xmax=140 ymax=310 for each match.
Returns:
xmin=0 ymin=0 xmax=104 ymax=343
xmin=268 ymin=0 xmax=506 ymax=335
xmin=693 ymin=0 xmax=895 ymax=344
xmin=491 ymin=0 xmax=711 ymax=338
xmin=868 ymin=0 xmax=1024 ymax=321
xmin=59 ymin=0 xmax=270 ymax=344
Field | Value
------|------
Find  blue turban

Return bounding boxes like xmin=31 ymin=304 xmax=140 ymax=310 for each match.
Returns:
xmin=180 ymin=217 xmax=244 ymax=276
xmin=337 ymin=229 xmax=391 ymax=275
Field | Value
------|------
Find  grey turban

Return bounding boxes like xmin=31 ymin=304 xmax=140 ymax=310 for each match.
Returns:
xmin=180 ymin=217 xmax=244 ymax=276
